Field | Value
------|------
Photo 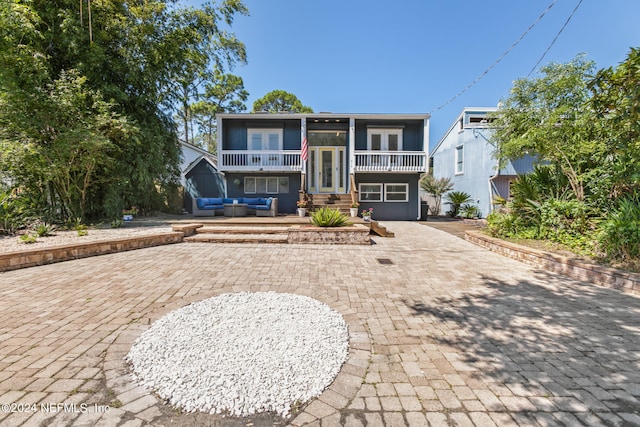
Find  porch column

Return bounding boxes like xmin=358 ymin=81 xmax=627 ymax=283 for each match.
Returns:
xmin=349 ymin=117 xmax=357 ymax=203
xmin=217 ymin=117 xmax=223 ymax=169
xmin=420 ymin=117 xmax=430 ymax=220
xmin=423 ymin=118 xmax=430 ymax=172
xmin=300 ymin=117 xmax=307 ymax=193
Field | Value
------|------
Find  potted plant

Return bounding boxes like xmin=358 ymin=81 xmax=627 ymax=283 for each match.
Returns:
xmin=361 ymin=207 xmax=373 ymax=222
xmin=350 ymin=202 xmax=359 ymax=217
xmin=296 ymin=200 xmax=307 ymax=217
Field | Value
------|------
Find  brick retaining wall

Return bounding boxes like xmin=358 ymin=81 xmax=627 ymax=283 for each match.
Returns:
xmin=287 ymin=225 xmax=371 ymax=245
xmin=0 ymin=232 xmax=184 ymax=272
xmin=465 ymin=230 xmax=640 ymax=296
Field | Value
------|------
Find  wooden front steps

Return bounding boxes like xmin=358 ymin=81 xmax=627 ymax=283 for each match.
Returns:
xmin=308 ymin=193 xmax=353 ymax=213
xmin=370 ymin=221 xmax=394 ymax=237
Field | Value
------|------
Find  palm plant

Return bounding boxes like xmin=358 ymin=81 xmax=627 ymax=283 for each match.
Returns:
xmin=419 ymin=175 xmax=453 ymax=215
xmin=444 ymin=191 xmax=472 ymax=217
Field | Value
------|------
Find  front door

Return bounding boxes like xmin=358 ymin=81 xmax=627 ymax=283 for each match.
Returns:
xmin=309 ymin=146 xmax=345 ymax=193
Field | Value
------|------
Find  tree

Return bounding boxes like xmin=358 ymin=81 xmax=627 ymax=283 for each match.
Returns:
xmin=419 ymin=175 xmax=453 ymax=215
xmin=589 ymin=47 xmax=640 ymax=199
xmin=190 ymin=69 xmax=249 ymax=153
xmin=0 ymin=70 xmax=133 ymax=220
xmin=252 ymin=90 xmax=313 ymax=113
xmin=490 ymin=54 xmax=603 ymax=202
xmin=0 ymin=0 xmax=248 ymax=221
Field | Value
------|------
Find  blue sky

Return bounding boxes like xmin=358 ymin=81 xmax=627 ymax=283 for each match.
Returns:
xmin=185 ymin=0 xmax=640 ymax=149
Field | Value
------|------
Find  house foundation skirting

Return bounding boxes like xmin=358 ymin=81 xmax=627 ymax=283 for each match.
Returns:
xmin=465 ymin=230 xmax=640 ymax=296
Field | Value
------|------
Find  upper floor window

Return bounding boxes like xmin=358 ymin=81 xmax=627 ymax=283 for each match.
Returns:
xmin=248 ymin=129 xmax=282 ymax=151
xmin=465 ymin=114 xmax=495 ymax=128
xmin=455 ymin=145 xmax=464 ymax=174
xmin=367 ymin=129 xmax=403 ymax=151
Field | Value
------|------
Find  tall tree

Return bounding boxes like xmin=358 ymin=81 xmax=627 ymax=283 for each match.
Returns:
xmin=191 ymin=69 xmax=249 ymax=153
xmin=589 ymin=47 xmax=640 ymax=199
xmin=490 ymin=54 xmax=603 ymax=202
xmin=0 ymin=0 xmax=248 ymax=221
xmin=252 ymin=90 xmax=313 ymax=113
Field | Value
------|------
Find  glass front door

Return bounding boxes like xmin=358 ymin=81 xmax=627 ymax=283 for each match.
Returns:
xmin=319 ymin=148 xmax=334 ymax=192
xmin=308 ymin=147 xmax=345 ymax=193
xmin=307 ymin=130 xmax=347 ymax=194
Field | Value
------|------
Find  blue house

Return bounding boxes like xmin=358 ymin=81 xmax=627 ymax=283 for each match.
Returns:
xmin=216 ymin=112 xmax=430 ymax=220
xmin=430 ymin=108 xmax=534 ymax=218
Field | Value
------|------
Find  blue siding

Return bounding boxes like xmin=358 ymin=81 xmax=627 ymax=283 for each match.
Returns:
xmin=226 ymin=172 xmax=300 ymax=214
xmin=283 ymin=120 xmax=301 ymax=150
xmin=354 ymin=119 xmax=425 ymax=151
xmin=223 ymin=119 xmax=301 ymax=150
xmin=500 ymin=156 xmax=536 ymax=175
xmin=402 ymin=122 xmax=422 ymax=151
xmin=184 ymin=159 xmax=225 ymax=213
xmin=431 ymin=124 xmax=497 ymax=218
xmin=431 ymin=109 xmax=535 ymax=218
xmin=355 ymin=173 xmax=419 ymax=221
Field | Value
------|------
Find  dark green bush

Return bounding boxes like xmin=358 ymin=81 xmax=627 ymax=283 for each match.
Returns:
xmin=599 ymin=196 xmax=640 ymax=262
xmin=0 ymin=188 xmax=32 ymax=235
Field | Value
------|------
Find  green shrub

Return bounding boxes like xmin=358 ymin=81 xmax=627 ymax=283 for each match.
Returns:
xmin=33 ymin=222 xmax=56 ymax=237
xmin=460 ymin=204 xmax=481 ymax=219
xmin=18 ymin=234 xmax=38 ymax=244
xmin=0 ymin=189 xmax=30 ymax=235
xmin=537 ymin=199 xmax=596 ymax=253
xmin=599 ymin=196 xmax=640 ymax=261
xmin=486 ymin=210 xmax=533 ymax=238
xmin=310 ymin=207 xmax=351 ymax=227
xmin=71 ymin=218 xmax=89 ymax=236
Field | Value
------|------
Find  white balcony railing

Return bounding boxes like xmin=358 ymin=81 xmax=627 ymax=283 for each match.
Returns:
xmin=219 ymin=150 xmax=302 ymax=171
xmin=354 ymin=151 xmax=426 ymax=172
xmin=219 ymin=149 xmax=426 ymax=173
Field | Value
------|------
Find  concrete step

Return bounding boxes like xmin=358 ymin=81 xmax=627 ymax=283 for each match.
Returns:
xmin=184 ymin=233 xmax=289 ymax=244
xmin=196 ymin=226 xmax=289 ymax=235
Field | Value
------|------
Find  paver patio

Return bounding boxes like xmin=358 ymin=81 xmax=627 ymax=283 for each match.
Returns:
xmin=0 ymin=222 xmax=639 ymax=426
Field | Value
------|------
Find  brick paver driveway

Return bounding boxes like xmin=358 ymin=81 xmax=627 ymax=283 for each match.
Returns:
xmin=1 ymin=222 xmax=639 ymax=426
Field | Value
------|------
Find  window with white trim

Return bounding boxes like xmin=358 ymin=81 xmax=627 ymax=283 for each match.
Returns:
xmin=455 ymin=145 xmax=464 ymax=174
xmin=247 ymin=129 xmax=283 ymax=165
xmin=247 ymin=129 xmax=283 ymax=151
xmin=384 ymin=183 xmax=409 ymax=202
xmin=359 ymin=183 xmax=383 ymax=201
xmin=244 ymin=176 xmax=289 ymax=194
xmin=367 ymin=129 xmax=403 ymax=151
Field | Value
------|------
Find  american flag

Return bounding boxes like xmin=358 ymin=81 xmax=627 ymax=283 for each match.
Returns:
xmin=301 ymin=136 xmax=308 ymax=161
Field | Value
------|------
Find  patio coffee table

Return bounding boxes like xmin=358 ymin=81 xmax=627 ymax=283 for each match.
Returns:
xmin=223 ymin=203 xmax=247 ymax=217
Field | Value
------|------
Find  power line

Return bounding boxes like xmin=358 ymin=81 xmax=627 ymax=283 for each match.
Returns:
xmin=527 ymin=0 xmax=584 ymax=77
xmin=428 ymin=0 xmax=558 ymax=114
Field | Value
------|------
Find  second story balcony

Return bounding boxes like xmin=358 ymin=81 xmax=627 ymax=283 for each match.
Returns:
xmin=354 ymin=151 xmax=427 ymax=173
xmin=219 ymin=150 xmax=302 ymax=172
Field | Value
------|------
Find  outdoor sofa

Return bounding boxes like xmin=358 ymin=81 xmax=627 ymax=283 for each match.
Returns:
xmin=192 ymin=197 xmax=278 ymax=217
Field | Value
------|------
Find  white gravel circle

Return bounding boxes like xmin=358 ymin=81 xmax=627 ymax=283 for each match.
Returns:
xmin=125 ymin=292 xmax=349 ymax=418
